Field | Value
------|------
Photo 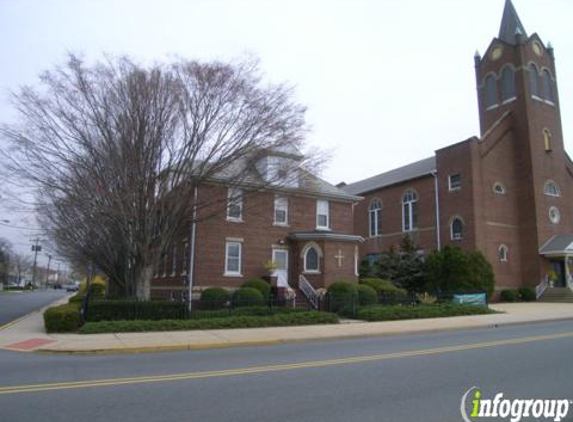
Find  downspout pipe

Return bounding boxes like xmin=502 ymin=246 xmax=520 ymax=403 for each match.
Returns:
xmin=431 ymin=170 xmax=441 ymax=251
xmin=187 ymin=186 xmax=198 ymax=312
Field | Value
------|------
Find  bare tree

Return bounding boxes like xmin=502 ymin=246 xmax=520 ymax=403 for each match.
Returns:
xmin=9 ymin=252 xmax=32 ymax=285
xmin=1 ymin=55 xmax=312 ymax=299
xmin=0 ymin=238 xmax=13 ymax=284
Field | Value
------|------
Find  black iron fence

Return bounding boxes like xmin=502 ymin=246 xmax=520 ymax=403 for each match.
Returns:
xmin=79 ymin=289 xmax=488 ymax=322
xmin=81 ymin=293 xmax=316 ymax=322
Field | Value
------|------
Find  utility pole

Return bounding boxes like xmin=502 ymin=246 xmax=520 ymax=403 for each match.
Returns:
xmin=31 ymin=237 xmax=41 ymax=288
xmin=45 ymin=254 xmax=53 ymax=287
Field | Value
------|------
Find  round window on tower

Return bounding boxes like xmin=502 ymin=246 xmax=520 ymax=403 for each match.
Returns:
xmin=549 ymin=206 xmax=561 ymax=224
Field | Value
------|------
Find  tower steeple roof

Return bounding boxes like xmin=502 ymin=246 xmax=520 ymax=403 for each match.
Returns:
xmin=498 ymin=0 xmax=527 ymax=44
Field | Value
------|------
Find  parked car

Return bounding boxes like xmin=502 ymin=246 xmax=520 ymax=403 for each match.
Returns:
xmin=65 ymin=284 xmax=79 ymax=292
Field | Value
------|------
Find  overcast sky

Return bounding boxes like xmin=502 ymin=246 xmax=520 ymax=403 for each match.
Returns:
xmin=1 ymin=0 xmax=572 ymax=262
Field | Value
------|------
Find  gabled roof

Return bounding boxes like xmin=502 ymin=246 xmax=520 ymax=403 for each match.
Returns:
xmin=206 ymin=155 xmax=361 ymax=202
xmin=539 ymin=235 xmax=573 ymax=256
xmin=498 ymin=0 xmax=528 ymax=45
xmin=341 ymin=157 xmax=436 ymax=195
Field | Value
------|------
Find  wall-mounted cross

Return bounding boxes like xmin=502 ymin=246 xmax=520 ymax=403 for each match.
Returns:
xmin=335 ymin=249 xmax=344 ymax=267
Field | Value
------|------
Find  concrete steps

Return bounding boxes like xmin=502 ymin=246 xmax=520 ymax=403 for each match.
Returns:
xmin=539 ymin=287 xmax=573 ymax=303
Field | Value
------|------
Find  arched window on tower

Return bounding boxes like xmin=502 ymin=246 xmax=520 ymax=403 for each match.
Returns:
xmin=450 ymin=217 xmax=464 ymax=241
xmin=529 ymin=64 xmax=540 ymax=97
xmin=368 ymin=199 xmax=382 ymax=237
xmin=544 ymin=180 xmax=560 ymax=197
xmin=543 ymin=70 xmax=555 ymax=104
xmin=543 ymin=129 xmax=552 ymax=151
xmin=501 ymin=66 xmax=516 ymax=102
xmin=485 ymin=75 xmax=498 ymax=108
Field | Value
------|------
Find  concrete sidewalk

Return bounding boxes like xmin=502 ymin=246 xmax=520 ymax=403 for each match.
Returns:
xmin=1 ymin=298 xmax=573 ymax=354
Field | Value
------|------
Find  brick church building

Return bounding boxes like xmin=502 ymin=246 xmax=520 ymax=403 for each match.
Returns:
xmin=342 ymin=0 xmax=573 ymax=296
xmin=151 ymin=148 xmax=363 ymax=301
xmin=152 ymin=0 xmax=572 ymax=302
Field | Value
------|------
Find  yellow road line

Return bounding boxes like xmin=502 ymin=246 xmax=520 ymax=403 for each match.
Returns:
xmin=1 ymin=330 xmax=572 ymax=395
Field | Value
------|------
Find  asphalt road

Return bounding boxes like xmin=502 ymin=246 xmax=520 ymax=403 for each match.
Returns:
xmin=1 ymin=320 xmax=573 ymax=422
xmin=0 ymin=289 xmax=68 ymax=326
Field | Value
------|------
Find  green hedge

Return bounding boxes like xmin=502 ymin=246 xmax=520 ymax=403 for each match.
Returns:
xmin=518 ymin=287 xmax=536 ymax=302
xmin=359 ymin=278 xmax=407 ymax=296
xmin=191 ymin=306 xmax=303 ymax=319
xmin=241 ymin=278 xmax=271 ymax=299
xmin=80 ymin=311 xmax=340 ymax=334
xmin=357 ymin=284 xmax=377 ymax=306
xmin=85 ymin=301 xmax=187 ymax=322
xmin=44 ymin=303 xmax=81 ymax=333
xmin=500 ymin=289 xmax=518 ymax=302
xmin=232 ymin=287 xmax=265 ymax=307
xmin=200 ymin=287 xmax=229 ymax=309
xmin=327 ymin=280 xmax=358 ymax=314
xmin=356 ymin=304 xmax=495 ymax=322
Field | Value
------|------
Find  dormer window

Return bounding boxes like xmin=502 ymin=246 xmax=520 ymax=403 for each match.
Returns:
xmin=256 ymin=155 xmax=299 ymax=188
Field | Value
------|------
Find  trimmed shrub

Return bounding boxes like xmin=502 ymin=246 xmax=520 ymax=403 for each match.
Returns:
xmin=80 ymin=311 xmax=340 ymax=334
xmin=356 ymin=304 xmax=495 ymax=322
xmin=360 ymin=278 xmax=407 ymax=296
xmin=424 ymin=246 xmax=495 ymax=297
xmin=241 ymin=278 xmax=271 ymax=299
xmin=232 ymin=287 xmax=265 ymax=307
xmin=357 ymin=284 xmax=377 ymax=306
xmin=85 ymin=301 xmax=187 ymax=322
xmin=200 ymin=287 xmax=229 ymax=309
xmin=500 ymin=289 xmax=518 ymax=302
xmin=327 ymin=280 xmax=358 ymax=314
xmin=44 ymin=303 xmax=81 ymax=333
xmin=518 ymin=287 xmax=536 ymax=302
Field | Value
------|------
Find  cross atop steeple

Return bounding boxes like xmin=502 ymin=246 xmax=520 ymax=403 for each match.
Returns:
xmin=498 ymin=0 xmax=527 ymax=45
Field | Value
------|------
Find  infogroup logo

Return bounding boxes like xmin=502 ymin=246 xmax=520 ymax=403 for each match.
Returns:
xmin=460 ymin=387 xmax=572 ymax=422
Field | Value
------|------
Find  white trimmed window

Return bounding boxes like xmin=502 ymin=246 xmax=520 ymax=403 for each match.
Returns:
xmin=450 ymin=217 xmax=464 ymax=240
xmin=499 ymin=244 xmax=508 ymax=262
xmin=402 ymin=189 xmax=419 ymax=232
xmin=316 ymin=199 xmax=330 ymax=230
xmin=304 ymin=246 xmax=320 ymax=273
xmin=227 ymin=188 xmax=243 ymax=221
xmin=369 ymin=199 xmax=382 ymax=237
xmin=544 ymin=180 xmax=560 ymax=197
xmin=448 ymin=174 xmax=461 ymax=191
xmin=225 ymin=241 xmax=242 ymax=276
xmin=274 ymin=195 xmax=288 ymax=225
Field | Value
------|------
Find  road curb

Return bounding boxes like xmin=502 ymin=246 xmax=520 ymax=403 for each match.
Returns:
xmin=32 ymin=315 xmax=573 ymax=355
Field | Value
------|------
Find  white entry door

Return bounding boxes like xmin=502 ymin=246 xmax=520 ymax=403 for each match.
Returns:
xmin=272 ymin=249 xmax=289 ymax=288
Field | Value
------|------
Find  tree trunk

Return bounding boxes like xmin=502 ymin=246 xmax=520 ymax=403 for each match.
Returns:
xmin=135 ymin=265 xmax=153 ymax=300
